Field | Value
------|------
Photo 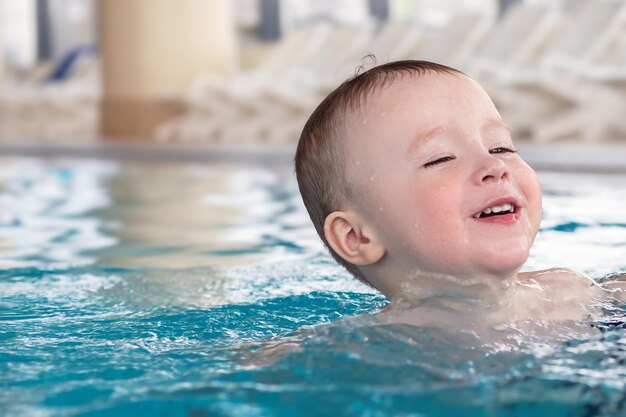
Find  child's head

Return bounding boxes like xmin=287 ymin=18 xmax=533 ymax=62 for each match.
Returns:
xmin=295 ymin=60 xmax=542 ymax=298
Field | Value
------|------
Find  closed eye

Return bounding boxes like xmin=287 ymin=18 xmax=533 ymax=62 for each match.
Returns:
xmin=424 ymin=156 xmax=455 ymax=168
xmin=489 ymin=147 xmax=517 ymax=154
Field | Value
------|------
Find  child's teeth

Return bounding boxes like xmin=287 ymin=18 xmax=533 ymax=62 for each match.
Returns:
xmin=487 ymin=203 xmax=513 ymax=214
xmin=476 ymin=203 xmax=515 ymax=218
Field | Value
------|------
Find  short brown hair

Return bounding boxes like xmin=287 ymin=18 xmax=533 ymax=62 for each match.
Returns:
xmin=295 ymin=60 xmax=463 ymax=285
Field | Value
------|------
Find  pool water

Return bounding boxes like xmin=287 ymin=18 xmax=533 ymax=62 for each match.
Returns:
xmin=1 ymin=157 xmax=625 ymax=417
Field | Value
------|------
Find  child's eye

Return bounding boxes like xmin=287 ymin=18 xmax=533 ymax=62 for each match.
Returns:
xmin=490 ymin=147 xmax=517 ymax=154
xmin=424 ymin=156 xmax=455 ymax=168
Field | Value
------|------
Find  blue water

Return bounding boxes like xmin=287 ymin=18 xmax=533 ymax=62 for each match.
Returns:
xmin=1 ymin=157 xmax=626 ymax=416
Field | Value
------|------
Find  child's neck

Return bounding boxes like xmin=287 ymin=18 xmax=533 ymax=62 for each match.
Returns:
xmin=390 ymin=269 xmax=519 ymax=313
xmin=382 ymin=268 xmax=605 ymax=329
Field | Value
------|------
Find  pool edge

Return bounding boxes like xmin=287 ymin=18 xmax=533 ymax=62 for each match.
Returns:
xmin=1 ymin=139 xmax=626 ymax=173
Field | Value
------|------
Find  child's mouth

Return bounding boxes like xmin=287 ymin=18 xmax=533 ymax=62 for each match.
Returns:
xmin=472 ymin=203 xmax=517 ymax=219
xmin=473 ymin=203 xmax=519 ymax=223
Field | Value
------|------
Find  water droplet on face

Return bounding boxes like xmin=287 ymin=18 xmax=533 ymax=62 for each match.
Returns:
xmin=362 ymin=118 xmax=367 ymax=125
xmin=379 ymin=206 xmax=384 ymax=212
xmin=369 ymin=175 xmax=376 ymax=182
xmin=355 ymin=160 xmax=361 ymax=166
xmin=380 ymin=111 xmax=387 ymax=117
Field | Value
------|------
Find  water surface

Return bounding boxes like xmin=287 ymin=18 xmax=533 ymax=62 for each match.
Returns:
xmin=1 ymin=157 xmax=625 ymax=416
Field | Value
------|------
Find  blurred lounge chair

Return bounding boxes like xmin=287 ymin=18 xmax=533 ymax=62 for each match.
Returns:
xmin=157 ymin=14 xmax=504 ymax=144
xmin=413 ymin=13 xmax=494 ymax=71
xmin=468 ymin=4 xmax=564 ymax=84
xmin=464 ymin=3 xmax=565 ymax=136
xmin=158 ymin=22 xmax=378 ymax=143
xmin=531 ymin=0 xmax=626 ymax=142
xmin=0 ymin=54 xmax=99 ymax=141
xmin=467 ymin=0 xmax=626 ymax=143
xmin=366 ymin=20 xmax=424 ymax=62
xmin=155 ymin=23 xmax=333 ymax=143
xmin=212 ymin=20 xmax=429 ymax=143
xmin=191 ymin=23 xmax=337 ymax=112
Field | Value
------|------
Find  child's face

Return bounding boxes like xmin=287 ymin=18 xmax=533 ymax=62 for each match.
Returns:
xmin=344 ymin=73 xmax=542 ymax=281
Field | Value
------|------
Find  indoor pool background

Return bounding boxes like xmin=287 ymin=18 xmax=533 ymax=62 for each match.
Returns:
xmin=1 ymin=155 xmax=625 ymax=417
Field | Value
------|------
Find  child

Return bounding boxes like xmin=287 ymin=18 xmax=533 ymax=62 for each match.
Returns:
xmin=295 ymin=60 xmax=624 ymax=332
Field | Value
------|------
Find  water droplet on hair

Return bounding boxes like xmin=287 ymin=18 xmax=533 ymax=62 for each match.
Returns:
xmin=369 ymin=175 xmax=376 ymax=182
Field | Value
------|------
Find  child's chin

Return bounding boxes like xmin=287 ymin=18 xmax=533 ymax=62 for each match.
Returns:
xmin=486 ymin=258 xmax=526 ymax=276
xmin=479 ymin=251 xmax=529 ymax=276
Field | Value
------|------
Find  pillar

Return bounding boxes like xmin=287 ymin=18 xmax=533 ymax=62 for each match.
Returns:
xmin=368 ymin=0 xmax=389 ymax=22
xmin=36 ymin=0 xmax=53 ymax=61
xmin=259 ymin=0 xmax=281 ymax=41
xmin=99 ymin=0 xmax=237 ymax=140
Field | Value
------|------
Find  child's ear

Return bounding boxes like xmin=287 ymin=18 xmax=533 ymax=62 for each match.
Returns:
xmin=323 ymin=211 xmax=385 ymax=266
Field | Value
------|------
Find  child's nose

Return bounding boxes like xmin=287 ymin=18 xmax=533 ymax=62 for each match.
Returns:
xmin=473 ymin=156 xmax=509 ymax=185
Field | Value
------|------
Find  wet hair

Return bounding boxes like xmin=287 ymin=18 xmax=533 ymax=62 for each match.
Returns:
xmin=295 ymin=60 xmax=463 ymax=285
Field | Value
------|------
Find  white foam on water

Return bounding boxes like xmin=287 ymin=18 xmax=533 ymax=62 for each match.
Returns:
xmin=0 ymin=273 xmax=123 ymax=301
xmin=220 ymin=260 xmax=375 ymax=305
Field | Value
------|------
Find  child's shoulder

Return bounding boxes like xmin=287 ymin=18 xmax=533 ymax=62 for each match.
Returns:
xmin=516 ymin=267 xmax=608 ymax=317
xmin=518 ymin=267 xmax=597 ymax=294
xmin=519 ymin=267 xmax=591 ymax=283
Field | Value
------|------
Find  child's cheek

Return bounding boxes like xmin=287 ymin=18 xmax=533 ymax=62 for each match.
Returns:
xmin=518 ymin=164 xmax=543 ymax=234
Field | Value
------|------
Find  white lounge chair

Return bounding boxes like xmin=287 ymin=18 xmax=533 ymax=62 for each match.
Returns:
xmin=155 ymin=23 xmax=339 ymax=143
xmin=530 ymin=0 xmax=626 ymax=142
xmin=158 ymin=22 xmax=383 ymax=144
xmin=413 ymin=13 xmax=494 ymax=71
xmin=461 ymin=4 xmax=565 ymax=138
xmin=468 ymin=4 xmax=564 ymax=84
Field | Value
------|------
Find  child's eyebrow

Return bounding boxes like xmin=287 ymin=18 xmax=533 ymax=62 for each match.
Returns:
xmin=406 ymin=126 xmax=445 ymax=156
xmin=483 ymin=119 xmax=512 ymax=136
xmin=406 ymin=119 xmax=512 ymax=156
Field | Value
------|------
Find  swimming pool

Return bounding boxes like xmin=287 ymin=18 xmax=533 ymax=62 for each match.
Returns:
xmin=1 ymin=155 xmax=625 ymax=417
